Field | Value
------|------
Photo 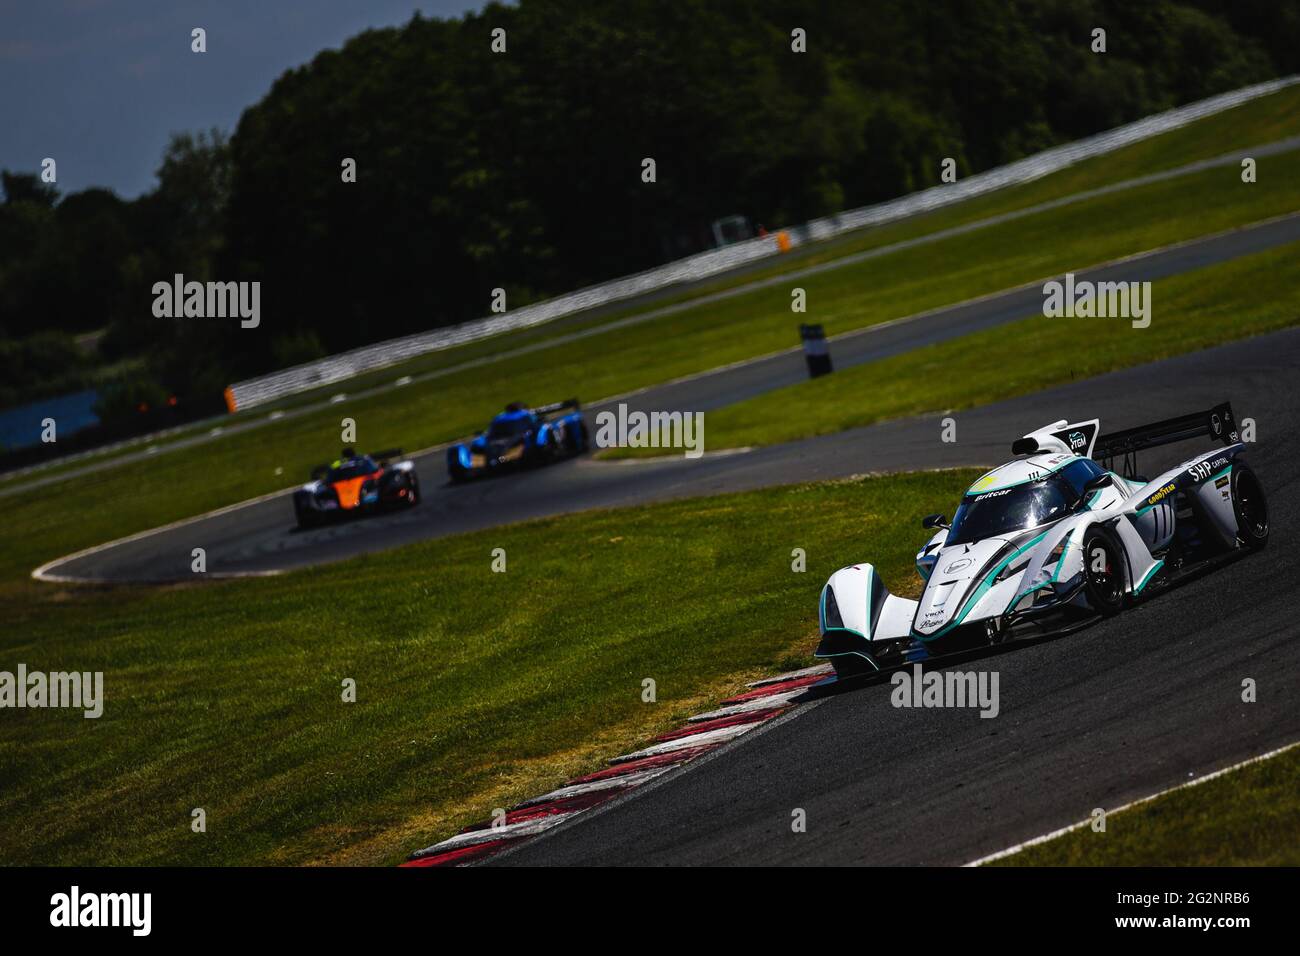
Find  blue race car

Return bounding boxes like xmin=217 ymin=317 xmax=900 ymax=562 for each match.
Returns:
xmin=447 ymin=399 xmax=588 ymax=481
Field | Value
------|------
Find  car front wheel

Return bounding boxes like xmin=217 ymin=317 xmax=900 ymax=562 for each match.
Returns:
xmin=1081 ymin=526 xmax=1125 ymax=615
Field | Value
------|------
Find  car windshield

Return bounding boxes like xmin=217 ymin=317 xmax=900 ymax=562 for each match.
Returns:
xmin=947 ymin=477 xmax=1078 ymax=545
xmin=327 ymin=457 xmax=376 ymax=482
xmin=488 ymin=417 xmax=530 ymax=440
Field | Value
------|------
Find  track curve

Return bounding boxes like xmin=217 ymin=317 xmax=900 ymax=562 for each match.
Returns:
xmin=493 ymin=337 xmax=1300 ymax=865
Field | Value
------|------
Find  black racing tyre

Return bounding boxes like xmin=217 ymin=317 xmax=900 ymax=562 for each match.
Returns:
xmin=295 ymin=508 xmax=319 ymax=530
xmin=1231 ymin=464 xmax=1268 ymax=550
xmin=566 ymin=420 xmax=588 ymax=454
xmin=544 ymin=430 xmax=562 ymax=464
xmin=406 ymin=474 xmax=420 ymax=507
xmin=1081 ymin=526 xmax=1125 ymax=616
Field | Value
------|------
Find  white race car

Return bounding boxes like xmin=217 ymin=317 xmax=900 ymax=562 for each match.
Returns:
xmin=816 ymin=403 xmax=1268 ymax=677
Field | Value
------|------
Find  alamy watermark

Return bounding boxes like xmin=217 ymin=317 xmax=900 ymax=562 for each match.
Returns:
xmin=891 ymin=663 xmax=999 ymax=718
xmin=0 ymin=664 xmax=103 ymax=718
xmin=594 ymin=403 xmax=704 ymax=458
xmin=50 ymin=886 xmax=150 ymax=936
xmin=152 ymin=273 xmax=260 ymax=328
xmin=1042 ymin=273 xmax=1151 ymax=329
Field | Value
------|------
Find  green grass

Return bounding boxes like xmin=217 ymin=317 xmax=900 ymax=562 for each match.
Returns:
xmin=988 ymin=744 xmax=1300 ymax=865
xmin=619 ymin=235 xmax=1300 ymax=454
xmin=0 ymin=469 xmax=975 ymax=866
xmin=9 ymin=83 xmax=1298 ymax=487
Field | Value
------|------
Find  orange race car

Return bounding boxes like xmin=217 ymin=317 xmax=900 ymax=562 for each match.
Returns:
xmin=292 ymin=447 xmax=420 ymax=529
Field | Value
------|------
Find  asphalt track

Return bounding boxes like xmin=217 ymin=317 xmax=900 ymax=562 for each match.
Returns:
xmin=38 ymin=214 xmax=1300 ymax=583
xmin=494 ymin=329 xmax=1300 ymax=865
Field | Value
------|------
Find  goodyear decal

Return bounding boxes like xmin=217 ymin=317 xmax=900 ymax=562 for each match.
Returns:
xmin=1215 ymin=474 xmax=1230 ymax=490
xmin=1144 ymin=482 xmax=1177 ymax=508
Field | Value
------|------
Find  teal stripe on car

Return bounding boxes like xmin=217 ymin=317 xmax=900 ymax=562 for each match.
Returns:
xmin=1134 ymin=559 xmax=1164 ymax=595
xmin=1013 ymin=528 xmax=1076 ymax=606
xmin=918 ymin=530 xmax=1050 ymax=641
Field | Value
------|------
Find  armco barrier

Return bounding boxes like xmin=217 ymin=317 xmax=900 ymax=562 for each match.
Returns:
xmin=226 ymin=76 xmax=1298 ymax=411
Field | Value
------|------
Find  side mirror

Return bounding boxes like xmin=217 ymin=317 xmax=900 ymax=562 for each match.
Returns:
xmin=1082 ymin=473 xmax=1113 ymax=494
xmin=922 ymin=513 xmax=949 ymax=531
xmin=1076 ymin=473 xmax=1112 ymax=509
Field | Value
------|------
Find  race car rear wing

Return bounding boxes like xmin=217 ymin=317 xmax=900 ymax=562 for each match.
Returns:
xmin=1093 ymin=401 xmax=1239 ymax=479
xmin=309 ymin=448 xmax=405 ymax=478
xmin=533 ymin=398 xmax=580 ymax=419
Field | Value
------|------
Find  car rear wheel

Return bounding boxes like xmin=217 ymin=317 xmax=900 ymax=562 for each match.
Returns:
xmin=566 ymin=420 xmax=588 ymax=454
xmin=1081 ymin=527 xmax=1125 ymax=616
xmin=1232 ymin=464 xmax=1268 ymax=549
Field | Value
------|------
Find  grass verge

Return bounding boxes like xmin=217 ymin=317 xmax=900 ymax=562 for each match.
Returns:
xmin=0 ymin=469 xmax=976 ymax=865
xmin=987 ymin=744 xmax=1300 ymax=865
xmin=622 ymin=235 xmax=1300 ymax=454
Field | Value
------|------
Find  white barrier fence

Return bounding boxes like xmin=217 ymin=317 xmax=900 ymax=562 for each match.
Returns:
xmin=226 ymin=75 xmax=1298 ymax=411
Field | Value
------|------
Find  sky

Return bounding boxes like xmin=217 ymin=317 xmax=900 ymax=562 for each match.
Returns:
xmin=1 ymin=0 xmax=486 ymax=198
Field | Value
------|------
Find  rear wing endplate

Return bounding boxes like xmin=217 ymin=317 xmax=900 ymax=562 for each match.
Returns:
xmin=1094 ymin=401 xmax=1239 ymax=478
